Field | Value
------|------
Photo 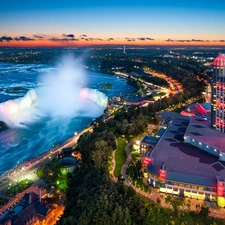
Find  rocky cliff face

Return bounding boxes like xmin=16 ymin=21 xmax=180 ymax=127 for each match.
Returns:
xmin=0 ymin=121 xmax=8 ymax=132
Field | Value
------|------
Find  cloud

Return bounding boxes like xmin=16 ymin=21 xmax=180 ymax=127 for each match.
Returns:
xmin=107 ymin=38 xmax=114 ymax=41
xmin=83 ymin=37 xmax=105 ymax=41
xmin=166 ymin=38 xmax=207 ymax=42
xmin=84 ymin=38 xmax=94 ymax=41
xmin=80 ymin=34 xmax=87 ymax=37
xmin=136 ymin=37 xmax=154 ymax=41
xmin=0 ymin=36 xmax=13 ymax=42
xmin=191 ymin=39 xmax=205 ymax=42
xmin=33 ymin=34 xmax=44 ymax=39
xmin=14 ymin=36 xmax=34 ymax=41
xmin=166 ymin=38 xmax=174 ymax=42
xmin=219 ymin=40 xmax=225 ymax=42
xmin=49 ymin=37 xmax=79 ymax=41
xmin=146 ymin=37 xmax=155 ymax=41
xmin=137 ymin=37 xmax=146 ymax=41
xmin=177 ymin=40 xmax=191 ymax=42
xmin=125 ymin=37 xmax=135 ymax=42
xmin=63 ymin=34 xmax=75 ymax=38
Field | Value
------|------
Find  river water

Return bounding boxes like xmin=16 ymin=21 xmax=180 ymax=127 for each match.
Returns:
xmin=0 ymin=62 xmax=134 ymax=173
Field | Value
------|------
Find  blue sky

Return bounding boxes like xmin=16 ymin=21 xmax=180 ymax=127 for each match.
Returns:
xmin=0 ymin=0 xmax=225 ymax=47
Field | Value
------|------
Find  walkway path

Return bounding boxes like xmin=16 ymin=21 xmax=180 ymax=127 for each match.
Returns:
xmin=121 ymin=142 xmax=225 ymax=219
xmin=111 ymin=150 xmax=118 ymax=182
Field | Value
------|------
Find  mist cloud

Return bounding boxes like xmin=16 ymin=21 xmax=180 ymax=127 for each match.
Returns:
xmin=0 ymin=55 xmax=108 ymax=127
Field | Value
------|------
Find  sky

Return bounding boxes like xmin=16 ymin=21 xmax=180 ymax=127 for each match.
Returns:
xmin=0 ymin=0 xmax=225 ymax=47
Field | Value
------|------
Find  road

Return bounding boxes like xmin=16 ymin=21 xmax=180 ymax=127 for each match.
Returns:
xmin=115 ymin=72 xmax=170 ymax=95
xmin=115 ymin=70 xmax=184 ymax=98
xmin=144 ymin=69 xmax=184 ymax=95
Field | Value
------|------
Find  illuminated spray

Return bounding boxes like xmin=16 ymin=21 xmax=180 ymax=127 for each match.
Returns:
xmin=0 ymin=55 xmax=108 ymax=127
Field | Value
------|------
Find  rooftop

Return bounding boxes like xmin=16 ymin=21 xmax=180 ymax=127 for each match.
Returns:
xmin=141 ymin=135 xmax=159 ymax=145
xmin=186 ymin=117 xmax=225 ymax=153
xmin=213 ymin=53 xmax=225 ymax=67
xmin=149 ymin=114 xmax=225 ymax=187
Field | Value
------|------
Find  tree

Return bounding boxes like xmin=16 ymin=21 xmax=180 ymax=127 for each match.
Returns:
xmin=157 ymin=198 xmax=161 ymax=205
xmin=199 ymin=205 xmax=209 ymax=217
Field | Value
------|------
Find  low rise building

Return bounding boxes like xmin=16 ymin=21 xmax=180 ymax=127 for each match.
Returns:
xmin=0 ymin=189 xmax=63 ymax=225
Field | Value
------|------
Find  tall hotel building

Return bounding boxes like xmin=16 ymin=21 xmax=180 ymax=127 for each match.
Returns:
xmin=211 ymin=53 xmax=225 ymax=132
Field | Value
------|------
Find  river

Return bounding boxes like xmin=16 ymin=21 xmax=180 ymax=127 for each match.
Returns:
xmin=0 ymin=62 xmax=135 ymax=173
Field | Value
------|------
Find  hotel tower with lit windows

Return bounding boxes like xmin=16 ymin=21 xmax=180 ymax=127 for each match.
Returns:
xmin=211 ymin=53 xmax=225 ymax=132
xmin=141 ymin=54 xmax=225 ymax=207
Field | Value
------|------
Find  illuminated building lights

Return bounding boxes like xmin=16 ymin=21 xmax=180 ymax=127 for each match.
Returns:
xmin=160 ymin=169 xmax=166 ymax=179
xmin=217 ymin=181 xmax=224 ymax=197
xmin=143 ymin=158 xmax=152 ymax=167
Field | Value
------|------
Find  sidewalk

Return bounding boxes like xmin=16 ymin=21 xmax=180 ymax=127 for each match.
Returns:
xmin=111 ymin=150 xmax=118 ymax=182
xmin=121 ymin=142 xmax=225 ymax=219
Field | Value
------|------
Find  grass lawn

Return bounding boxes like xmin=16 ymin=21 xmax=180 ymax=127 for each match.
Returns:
xmin=114 ymin=139 xmax=127 ymax=177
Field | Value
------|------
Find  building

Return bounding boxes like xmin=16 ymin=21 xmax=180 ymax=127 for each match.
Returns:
xmin=211 ymin=53 xmax=225 ymax=132
xmin=180 ymin=103 xmax=211 ymax=118
xmin=140 ymin=135 xmax=159 ymax=156
xmin=57 ymin=148 xmax=72 ymax=159
xmin=59 ymin=156 xmax=77 ymax=174
xmin=0 ymin=189 xmax=63 ymax=225
xmin=58 ymin=148 xmax=78 ymax=174
xmin=143 ymin=112 xmax=225 ymax=207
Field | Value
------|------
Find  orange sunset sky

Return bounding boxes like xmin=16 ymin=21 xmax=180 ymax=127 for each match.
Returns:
xmin=1 ymin=0 xmax=225 ymax=48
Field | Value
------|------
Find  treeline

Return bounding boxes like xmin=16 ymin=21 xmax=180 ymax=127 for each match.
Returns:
xmin=140 ymin=75 xmax=169 ymax=88
xmin=148 ymin=62 xmax=206 ymax=98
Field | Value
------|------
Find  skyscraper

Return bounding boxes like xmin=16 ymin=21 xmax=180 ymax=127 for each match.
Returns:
xmin=211 ymin=53 xmax=225 ymax=132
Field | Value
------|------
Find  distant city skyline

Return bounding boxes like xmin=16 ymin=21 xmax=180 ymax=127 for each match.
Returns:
xmin=1 ymin=0 xmax=225 ymax=47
